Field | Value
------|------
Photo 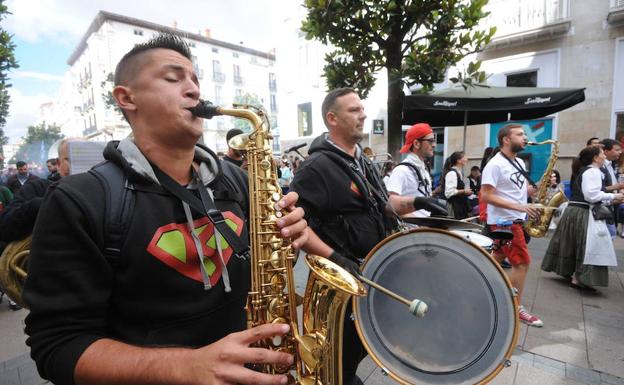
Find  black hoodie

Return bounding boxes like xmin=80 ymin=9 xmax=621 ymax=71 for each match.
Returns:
xmin=23 ymin=139 xmax=250 ymax=385
xmin=290 ymin=133 xmax=392 ymax=261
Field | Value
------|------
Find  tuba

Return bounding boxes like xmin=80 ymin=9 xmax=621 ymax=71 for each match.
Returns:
xmin=524 ymin=140 xmax=568 ymax=238
xmin=0 ymin=236 xmax=31 ymax=308
xmin=189 ymin=100 xmax=366 ymax=385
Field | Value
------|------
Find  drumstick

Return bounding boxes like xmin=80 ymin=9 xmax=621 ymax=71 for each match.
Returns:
xmin=356 ymin=274 xmax=428 ymax=318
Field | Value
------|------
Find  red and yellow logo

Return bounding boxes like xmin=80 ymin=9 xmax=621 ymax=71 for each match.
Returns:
xmin=350 ymin=181 xmax=362 ymax=197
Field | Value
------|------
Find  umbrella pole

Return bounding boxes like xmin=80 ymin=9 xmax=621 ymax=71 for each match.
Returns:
xmin=462 ymin=111 xmax=468 ymax=152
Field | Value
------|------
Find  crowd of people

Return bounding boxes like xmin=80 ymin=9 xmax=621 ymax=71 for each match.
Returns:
xmin=0 ymin=32 xmax=621 ymax=385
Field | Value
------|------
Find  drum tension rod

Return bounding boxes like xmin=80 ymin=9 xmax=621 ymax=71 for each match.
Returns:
xmin=356 ymin=274 xmax=428 ymax=318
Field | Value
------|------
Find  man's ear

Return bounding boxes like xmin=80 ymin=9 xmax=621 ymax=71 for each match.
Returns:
xmin=112 ymin=85 xmax=136 ymax=113
xmin=326 ymin=111 xmax=337 ymax=127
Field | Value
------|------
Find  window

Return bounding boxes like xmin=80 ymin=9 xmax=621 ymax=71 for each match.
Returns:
xmin=214 ymin=85 xmax=222 ymax=105
xmin=506 ymin=70 xmax=538 ymax=87
xmin=133 ymin=29 xmax=143 ymax=36
xmin=297 ymin=102 xmax=312 ymax=136
xmin=233 ymin=64 xmax=242 ymax=84
xmin=232 ymin=52 xmax=239 ymax=58
xmin=235 ymin=89 xmax=243 ymax=98
xmin=212 ymin=60 xmax=224 ymax=82
xmin=212 ymin=47 xmax=219 ymax=53
xmin=269 ymin=72 xmax=277 ymax=91
xmin=270 ymin=94 xmax=277 ymax=113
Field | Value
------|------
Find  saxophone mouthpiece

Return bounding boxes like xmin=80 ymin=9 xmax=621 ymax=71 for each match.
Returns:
xmin=527 ymin=141 xmax=537 ymax=145
xmin=187 ymin=99 xmax=219 ymax=119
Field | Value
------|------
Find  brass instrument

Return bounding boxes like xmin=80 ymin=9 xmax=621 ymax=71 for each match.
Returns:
xmin=524 ymin=140 xmax=567 ymax=238
xmin=0 ymin=236 xmax=30 ymax=308
xmin=189 ymin=101 xmax=366 ymax=385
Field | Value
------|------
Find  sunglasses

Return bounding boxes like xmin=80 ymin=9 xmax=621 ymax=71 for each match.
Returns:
xmin=418 ymin=138 xmax=436 ymax=144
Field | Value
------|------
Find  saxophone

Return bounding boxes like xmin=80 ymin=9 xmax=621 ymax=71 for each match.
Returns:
xmin=188 ymin=101 xmax=366 ymax=385
xmin=524 ymin=140 xmax=568 ymax=238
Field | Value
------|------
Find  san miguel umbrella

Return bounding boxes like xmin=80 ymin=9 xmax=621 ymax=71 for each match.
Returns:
xmin=402 ymin=85 xmax=586 ymax=150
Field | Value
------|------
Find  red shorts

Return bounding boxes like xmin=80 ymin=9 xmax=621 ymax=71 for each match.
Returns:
xmin=491 ymin=223 xmax=531 ymax=266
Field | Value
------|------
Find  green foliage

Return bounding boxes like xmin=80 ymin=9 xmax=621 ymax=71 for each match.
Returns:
xmin=449 ymin=60 xmax=490 ymax=91
xmin=12 ymin=122 xmax=64 ymax=165
xmin=302 ymin=0 xmax=495 ymax=153
xmin=231 ymin=92 xmax=265 ymax=132
xmin=0 ymin=0 xmax=20 ymax=168
xmin=101 ymin=72 xmax=122 ymax=115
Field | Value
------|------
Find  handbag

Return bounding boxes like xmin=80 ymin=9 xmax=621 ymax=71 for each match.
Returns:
xmin=591 ymin=203 xmax=613 ymax=222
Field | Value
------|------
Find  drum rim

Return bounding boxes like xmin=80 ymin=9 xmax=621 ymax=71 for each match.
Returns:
xmin=353 ymin=228 xmax=519 ymax=385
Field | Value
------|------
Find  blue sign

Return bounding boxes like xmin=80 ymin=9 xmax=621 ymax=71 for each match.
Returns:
xmin=489 ymin=119 xmax=553 ymax=183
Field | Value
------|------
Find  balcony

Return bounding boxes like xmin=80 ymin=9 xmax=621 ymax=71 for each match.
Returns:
xmin=483 ymin=0 xmax=571 ymax=50
xmin=608 ymin=0 xmax=624 ymax=25
xmin=233 ymin=75 xmax=244 ymax=85
xmin=212 ymin=72 xmax=226 ymax=82
xmin=269 ymin=80 xmax=277 ymax=92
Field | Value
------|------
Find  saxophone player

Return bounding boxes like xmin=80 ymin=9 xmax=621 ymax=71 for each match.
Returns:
xmin=480 ymin=124 xmax=543 ymax=327
xmin=24 ymin=34 xmax=315 ymax=385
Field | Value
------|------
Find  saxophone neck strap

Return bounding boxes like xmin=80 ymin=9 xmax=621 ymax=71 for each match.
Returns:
xmin=152 ymin=164 xmax=249 ymax=260
xmin=499 ymin=152 xmax=536 ymax=188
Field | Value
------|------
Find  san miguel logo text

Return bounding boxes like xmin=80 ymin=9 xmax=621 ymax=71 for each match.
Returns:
xmin=524 ymin=97 xmax=551 ymax=105
xmin=433 ymin=100 xmax=458 ymax=107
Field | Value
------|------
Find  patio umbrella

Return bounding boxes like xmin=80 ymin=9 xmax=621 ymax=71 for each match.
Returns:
xmin=402 ymin=85 xmax=586 ymax=150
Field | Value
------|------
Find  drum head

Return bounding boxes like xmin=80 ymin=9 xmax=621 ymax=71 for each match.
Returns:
xmin=354 ymin=229 xmax=518 ymax=385
xmin=451 ymin=230 xmax=493 ymax=250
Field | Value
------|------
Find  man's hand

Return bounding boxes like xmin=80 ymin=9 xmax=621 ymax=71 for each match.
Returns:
xmin=188 ymin=323 xmax=293 ymax=385
xmin=613 ymin=193 xmax=624 ymax=205
xmin=522 ymin=205 xmax=541 ymax=220
xmin=329 ymin=251 xmax=360 ymax=276
xmin=413 ymin=197 xmax=448 ymax=217
xmin=277 ymin=191 xmax=308 ymax=249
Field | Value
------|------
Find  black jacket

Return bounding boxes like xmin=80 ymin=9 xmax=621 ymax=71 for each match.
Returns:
xmin=24 ymin=140 xmax=250 ymax=385
xmin=6 ymin=173 xmax=39 ymax=193
xmin=0 ymin=178 xmax=51 ymax=243
xmin=290 ymin=134 xmax=392 ymax=261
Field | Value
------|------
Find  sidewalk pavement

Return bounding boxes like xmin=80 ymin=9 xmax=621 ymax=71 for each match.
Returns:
xmin=0 ymin=234 xmax=623 ymax=385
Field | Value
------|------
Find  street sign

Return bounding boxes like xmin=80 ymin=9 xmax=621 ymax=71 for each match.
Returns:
xmin=373 ymin=119 xmax=384 ymax=135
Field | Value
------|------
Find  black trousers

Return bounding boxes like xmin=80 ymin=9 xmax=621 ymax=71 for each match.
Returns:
xmin=342 ymin=299 xmax=367 ymax=385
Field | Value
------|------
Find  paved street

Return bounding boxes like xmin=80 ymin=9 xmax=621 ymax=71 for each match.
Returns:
xmin=1 ymin=234 xmax=623 ymax=385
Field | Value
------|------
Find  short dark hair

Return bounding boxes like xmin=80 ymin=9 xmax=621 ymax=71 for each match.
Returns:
xmin=321 ymin=88 xmax=357 ymax=127
xmin=497 ymin=124 xmax=524 ymax=146
xmin=114 ymin=33 xmax=192 ymax=87
xmin=46 ymin=158 xmax=58 ymax=165
xmin=16 ymin=161 xmax=26 ymax=168
xmin=226 ymin=128 xmax=243 ymax=143
xmin=600 ymin=138 xmax=620 ymax=151
xmin=578 ymin=146 xmax=602 ymax=166
xmin=586 ymin=137 xmax=600 ymax=146
xmin=471 ymin=165 xmax=480 ymax=172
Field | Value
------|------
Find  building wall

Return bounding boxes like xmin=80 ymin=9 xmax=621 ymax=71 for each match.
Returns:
xmin=444 ymin=0 xmax=624 ymax=182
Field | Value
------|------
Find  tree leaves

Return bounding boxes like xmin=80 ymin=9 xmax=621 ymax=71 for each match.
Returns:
xmin=0 ymin=0 xmax=19 ymax=169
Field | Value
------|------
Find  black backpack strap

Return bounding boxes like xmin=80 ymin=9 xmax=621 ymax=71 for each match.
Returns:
xmin=88 ymin=162 xmax=135 ymax=267
xmin=398 ymin=162 xmax=430 ymax=196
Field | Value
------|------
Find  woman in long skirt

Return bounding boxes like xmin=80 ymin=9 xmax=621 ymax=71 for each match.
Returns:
xmin=542 ymin=146 xmax=623 ymax=289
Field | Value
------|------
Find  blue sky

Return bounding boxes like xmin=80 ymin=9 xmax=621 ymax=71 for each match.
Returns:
xmin=3 ymin=0 xmax=294 ymax=144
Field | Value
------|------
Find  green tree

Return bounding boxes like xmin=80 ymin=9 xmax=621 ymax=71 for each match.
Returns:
xmin=231 ymin=92 xmax=265 ymax=132
xmin=12 ymin=122 xmax=64 ymax=165
xmin=0 ymin=0 xmax=20 ymax=169
xmin=101 ymin=72 xmax=122 ymax=115
xmin=301 ymin=0 xmax=495 ymax=156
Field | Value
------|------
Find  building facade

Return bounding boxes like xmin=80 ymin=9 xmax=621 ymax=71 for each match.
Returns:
xmin=44 ymin=11 xmax=278 ymax=153
xmin=445 ymin=0 xmax=624 ymax=182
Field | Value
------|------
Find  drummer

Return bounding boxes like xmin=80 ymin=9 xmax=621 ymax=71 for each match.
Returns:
xmin=291 ymin=88 xmax=447 ymax=385
xmin=480 ymin=124 xmax=543 ymax=328
xmin=386 ymin=123 xmax=448 ymax=217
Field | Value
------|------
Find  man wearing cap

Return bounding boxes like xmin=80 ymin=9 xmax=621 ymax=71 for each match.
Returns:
xmin=386 ymin=123 xmax=445 ymax=217
xmin=223 ymin=128 xmax=245 ymax=167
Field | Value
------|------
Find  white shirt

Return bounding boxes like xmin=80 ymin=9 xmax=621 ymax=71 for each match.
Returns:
xmin=444 ymin=167 xmax=463 ymax=199
xmin=481 ymin=152 xmax=528 ymax=224
xmin=386 ymin=153 xmax=431 ymax=217
xmin=582 ymin=166 xmax=615 ymax=203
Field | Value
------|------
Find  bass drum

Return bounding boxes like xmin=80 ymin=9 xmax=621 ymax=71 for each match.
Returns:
xmin=354 ymin=229 xmax=518 ymax=385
